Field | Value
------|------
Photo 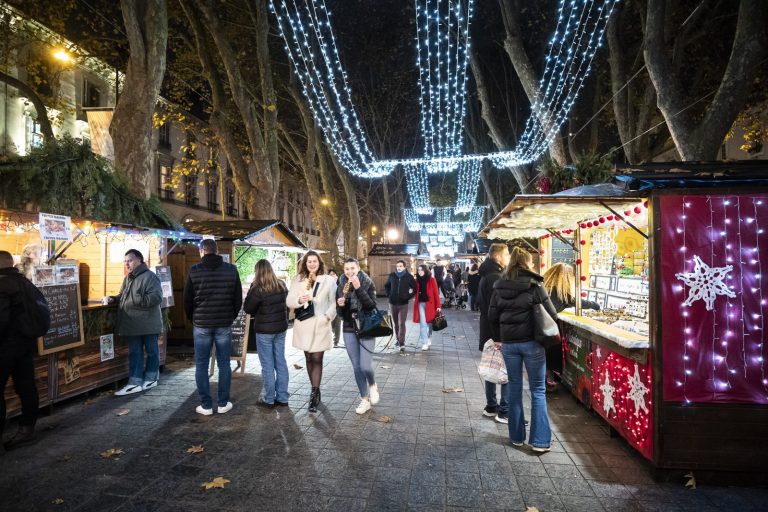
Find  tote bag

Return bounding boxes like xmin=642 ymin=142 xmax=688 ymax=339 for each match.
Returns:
xmin=478 ymin=340 xmax=508 ymax=384
xmin=532 ymin=301 xmax=561 ymax=349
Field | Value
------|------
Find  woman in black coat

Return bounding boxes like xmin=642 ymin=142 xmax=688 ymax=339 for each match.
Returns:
xmin=244 ymin=259 xmax=289 ymax=407
xmin=467 ymin=263 xmax=481 ymax=311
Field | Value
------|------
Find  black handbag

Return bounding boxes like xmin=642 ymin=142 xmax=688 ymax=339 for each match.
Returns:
xmin=356 ymin=308 xmax=394 ymax=338
xmin=431 ymin=311 xmax=448 ymax=331
xmin=294 ymin=282 xmax=318 ymax=322
xmin=532 ymin=285 xmax=560 ymax=348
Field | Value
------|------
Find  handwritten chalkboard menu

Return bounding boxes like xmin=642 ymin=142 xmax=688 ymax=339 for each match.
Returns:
xmin=230 ymin=310 xmax=251 ymax=358
xmin=154 ymin=265 xmax=174 ymax=308
xmin=38 ymin=282 xmax=85 ymax=355
xmin=550 ymin=237 xmax=575 ymax=266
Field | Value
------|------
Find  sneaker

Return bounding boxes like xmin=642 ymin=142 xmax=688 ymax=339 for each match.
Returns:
xmin=196 ymin=405 xmax=213 ymax=416
xmin=531 ymin=445 xmax=551 ymax=453
xmin=142 ymin=380 xmax=158 ymax=391
xmin=400 ymin=346 xmax=406 ymax=354
xmin=355 ymin=399 xmax=371 ymax=415
xmin=427 ymin=337 xmax=432 ymax=346
xmin=115 ymin=384 xmax=143 ymax=396
xmin=218 ymin=402 xmax=233 ymax=414
xmin=494 ymin=414 xmax=508 ymax=424
xmin=369 ymin=384 xmax=380 ymax=405
xmin=256 ymin=399 xmax=274 ymax=409
xmin=482 ymin=405 xmax=497 ymax=417
xmin=511 ymin=440 xmax=524 ymax=447
xmin=275 ymin=401 xmax=289 ymax=407
xmin=421 ymin=344 xmax=429 ymax=351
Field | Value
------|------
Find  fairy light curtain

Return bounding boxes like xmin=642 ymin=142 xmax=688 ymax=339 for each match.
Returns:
xmin=660 ymin=194 xmax=768 ymax=404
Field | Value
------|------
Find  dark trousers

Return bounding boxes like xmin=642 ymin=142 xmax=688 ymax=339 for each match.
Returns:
xmin=546 ymin=343 xmax=563 ymax=377
xmin=0 ymin=341 xmax=39 ymax=437
xmin=390 ymin=303 xmax=409 ymax=346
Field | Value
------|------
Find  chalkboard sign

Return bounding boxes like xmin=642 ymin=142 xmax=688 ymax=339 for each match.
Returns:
xmin=231 ymin=309 xmax=250 ymax=358
xmin=155 ymin=265 xmax=174 ymax=308
xmin=550 ymin=237 xmax=575 ymax=266
xmin=37 ymin=283 xmax=85 ymax=355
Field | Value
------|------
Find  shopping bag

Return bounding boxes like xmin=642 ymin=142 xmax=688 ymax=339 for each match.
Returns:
xmin=478 ymin=339 xmax=508 ymax=384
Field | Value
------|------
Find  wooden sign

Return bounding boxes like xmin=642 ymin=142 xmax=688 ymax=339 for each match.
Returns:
xmin=230 ymin=310 xmax=250 ymax=373
xmin=155 ymin=265 xmax=174 ymax=308
xmin=38 ymin=282 xmax=86 ymax=355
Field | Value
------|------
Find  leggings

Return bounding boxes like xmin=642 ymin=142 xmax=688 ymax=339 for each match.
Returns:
xmin=304 ymin=351 xmax=324 ymax=388
xmin=343 ymin=332 xmax=375 ymax=398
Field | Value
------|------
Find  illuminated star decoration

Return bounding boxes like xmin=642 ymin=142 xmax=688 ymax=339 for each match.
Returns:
xmin=599 ymin=369 xmax=615 ymax=416
xmin=626 ymin=363 xmax=649 ymax=416
xmin=675 ymin=255 xmax=736 ymax=311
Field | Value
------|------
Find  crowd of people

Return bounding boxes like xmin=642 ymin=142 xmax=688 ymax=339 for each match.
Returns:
xmin=2 ymin=239 xmax=586 ymax=457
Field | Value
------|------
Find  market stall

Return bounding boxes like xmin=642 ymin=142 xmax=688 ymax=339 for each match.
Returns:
xmin=1 ymin=209 xmax=203 ymax=418
xmin=481 ymin=167 xmax=768 ymax=473
xmin=367 ymin=243 xmax=422 ymax=296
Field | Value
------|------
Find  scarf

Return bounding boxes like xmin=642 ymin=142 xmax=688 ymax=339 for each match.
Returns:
xmin=395 ymin=269 xmax=406 ymax=278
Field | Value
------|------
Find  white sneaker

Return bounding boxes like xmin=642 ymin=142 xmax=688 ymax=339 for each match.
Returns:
xmin=142 ymin=380 xmax=158 ymax=391
xmin=355 ymin=399 xmax=371 ymax=415
xmin=428 ymin=337 xmax=432 ymax=346
xmin=421 ymin=344 xmax=429 ymax=351
xmin=217 ymin=402 xmax=233 ymax=414
xmin=115 ymin=384 xmax=143 ymax=396
xmin=531 ymin=445 xmax=551 ymax=453
xmin=369 ymin=384 xmax=380 ymax=405
xmin=196 ymin=405 xmax=213 ymax=416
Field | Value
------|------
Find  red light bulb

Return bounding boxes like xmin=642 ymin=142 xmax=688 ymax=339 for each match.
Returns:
xmin=576 ymin=258 xmax=582 ymax=265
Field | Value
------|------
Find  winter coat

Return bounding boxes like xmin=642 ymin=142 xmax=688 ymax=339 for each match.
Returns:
xmin=336 ymin=271 xmax=378 ymax=333
xmin=487 ymin=268 xmax=558 ymax=344
xmin=432 ymin=265 xmax=445 ymax=283
xmin=114 ymin=263 xmax=164 ymax=336
xmin=384 ymin=272 xmax=416 ymax=305
xmin=0 ymin=267 xmax=42 ymax=344
xmin=467 ymin=271 xmax=481 ymax=295
xmin=442 ymin=274 xmax=456 ymax=293
xmin=243 ymin=285 xmax=289 ymax=334
xmin=184 ymin=254 xmax=243 ymax=328
xmin=412 ymin=275 xmax=440 ymax=324
xmin=286 ymin=274 xmax=337 ymax=352
xmin=476 ymin=258 xmax=505 ymax=351
xmin=548 ymin=286 xmax=601 ymax=313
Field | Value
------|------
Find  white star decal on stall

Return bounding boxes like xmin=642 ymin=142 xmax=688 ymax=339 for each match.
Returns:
xmin=599 ymin=369 xmax=616 ymax=416
xmin=595 ymin=346 xmax=602 ymax=360
xmin=675 ymin=255 xmax=736 ymax=311
xmin=626 ymin=363 xmax=649 ymax=416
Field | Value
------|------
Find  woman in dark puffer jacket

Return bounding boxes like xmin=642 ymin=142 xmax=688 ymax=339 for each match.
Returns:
xmin=244 ymin=259 xmax=289 ymax=408
xmin=488 ymin=247 xmax=558 ymax=452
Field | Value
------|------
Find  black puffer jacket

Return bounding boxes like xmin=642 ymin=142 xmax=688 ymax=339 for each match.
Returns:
xmin=0 ymin=267 xmax=39 ymax=344
xmin=384 ymin=272 xmax=416 ymax=305
xmin=476 ymin=258 xmax=504 ymax=351
xmin=243 ymin=285 xmax=289 ymax=334
xmin=184 ymin=254 xmax=243 ymax=328
xmin=336 ymin=271 xmax=377 ymax=333
xmin=487 ymin=269 xmax=558 ymax=343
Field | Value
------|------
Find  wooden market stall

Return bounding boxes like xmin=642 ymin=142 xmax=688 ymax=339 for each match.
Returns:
xmin=1 ymin=209 xmax=203 ymax=418
xmin=481 ymin=164 xmax=768 ymax=474
xmin=367 ymin=243 xmax=422 ymax=296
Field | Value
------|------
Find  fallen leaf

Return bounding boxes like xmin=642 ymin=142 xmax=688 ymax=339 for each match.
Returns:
xmin=442 ymin=387 xmax=464 ymax=393
xmin=187 ymin=444 xmax=205 ymax=454
xmin=52 ymin=498 xmax=64 ymax=505
xmin=379 ymin=365 xmax=391 ymax=369
xmin=293 ymin=363 xmax=303 ymax=369
xmin=376 ymin=416 xmax=392 ymax=423
xmin=99 ymin=448 xmax=124 ymax=459
xmin=201 ymin=476 xmax=231 ymax=490
xmin=526 ymin=507 xmax=540 ymax=512
xmin=684 ymin=472 xmax=696 ymax=490
xmin=116 ymin=409 xmax=130 ymax=416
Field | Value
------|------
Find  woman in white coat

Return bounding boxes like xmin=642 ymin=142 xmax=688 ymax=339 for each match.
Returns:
xmin=286 ymin=250 xmax=337 ymax=412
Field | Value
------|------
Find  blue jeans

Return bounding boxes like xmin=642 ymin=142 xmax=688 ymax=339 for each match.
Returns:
xmin=485 ymin=380 xmax=508 ymax=415
xmin=124 ymin=334 xmax=160 ymax=386
xmin=502 ymin=341 xmax=551 ymax=449
xmin=418 ymin=302 xmax=433 ymax=344
xmin=255 ymin=331 xmax=289 ymax=404
xmin=344 ymin=332 xmax=375 ymax=397
xmin=194 ymin=326 xmax=232 ymax=409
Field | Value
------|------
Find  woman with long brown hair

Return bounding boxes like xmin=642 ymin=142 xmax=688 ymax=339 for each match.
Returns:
xmin=286 ymin=250 xmax=337 ymax=412
xmin=244 ymin=259 xmax=290 ymax=408
xmin=412 ymin=264 xmax=440 ymax=351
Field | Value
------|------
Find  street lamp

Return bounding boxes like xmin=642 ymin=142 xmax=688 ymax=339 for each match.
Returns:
xmin=371 ymin=226 xmax=378 ymax=233
xmin=51 ymin=48 xmax=73 ymax=64
xmin=386 ymin=228 xmax=399 ymax=242
xmin=320 ymin=197 xmax=329 ymax=206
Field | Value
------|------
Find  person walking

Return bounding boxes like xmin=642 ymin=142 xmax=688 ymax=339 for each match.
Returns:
xmin=432 ymin=262 xmax=445 ymax=301
xmin=286 ymin=251 xmax=337 ymax=413
xmin=109 ymin=249 xmax=164 ymax=397
xmin=328 ymin=269 xmax=342 ymax=348
xmin=244 ymin=259 xmax=290 ymax=409
xmin=384 ymin=260 xmax=416 ymax=353
xmin=412 ymin=264 xmax=440 ymax=351
xmin=467 ymin=264 xmax=481 ymax=311
xmin=0 ymin=251 xmax=47 ymax=453
xmin=184 ymin=240 xmax=243 ymax=416
xmin=542 ymin=263 xmax=600 ymax=391
xmin=336 ymin=258 xmax=380 ymax=414
xmin=477 ymin=243 xmax=510 ymax=423
xmin=442 ymin=271 xmax=456 ymax=306
xmin=488 ymin=247 xmax=558 ymax=452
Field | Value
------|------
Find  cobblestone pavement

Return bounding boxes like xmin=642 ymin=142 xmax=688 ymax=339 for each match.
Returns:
xmin=2 ymin=301 xmax=767 ymax=511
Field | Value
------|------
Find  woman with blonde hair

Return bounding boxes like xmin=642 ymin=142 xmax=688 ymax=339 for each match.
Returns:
xmin=286 ymin=251 xmax=337 ymax=412
xmin=244 ymin=259 xmax=290 ymax=408
xmin=488 ymin=246 xmax=558 ymax=452
xmin=542 ymin=263 xmax=600 ymax=390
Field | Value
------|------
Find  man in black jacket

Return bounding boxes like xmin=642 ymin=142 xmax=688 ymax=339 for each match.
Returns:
xmin=0 ymin=251 xmax=43 ymax=453
xmin=184 ymin=240 xmax=243 ymax=416
xmin=384 ymin=260 xmax=416 ymax=353
xmin=476 ymin=243 xmax=510 ymax=424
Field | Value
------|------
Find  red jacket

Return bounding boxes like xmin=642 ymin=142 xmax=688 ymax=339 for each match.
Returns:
xmin=412 ymin=276 xmax=440 ymax=323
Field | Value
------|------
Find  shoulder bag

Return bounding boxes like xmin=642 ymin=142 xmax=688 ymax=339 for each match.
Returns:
xmin=532 ymin=284 xmax=560 ymax=348
xmin=431 ymin=310 xmax=448 ymax=331
xmin=294 ymin=281 xmax=318 ymax=322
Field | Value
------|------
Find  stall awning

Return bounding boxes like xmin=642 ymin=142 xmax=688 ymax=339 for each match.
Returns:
xmin=481 ymin=195 xmax=647 ymax=239
xmin=182 ymin=219 xmax=306 ymax=248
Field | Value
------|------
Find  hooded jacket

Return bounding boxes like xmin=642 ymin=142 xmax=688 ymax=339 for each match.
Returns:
xmin=476 ymin=257 xmax=504 ymax=350
xmin=487 ymin=268 xmax=558 ymax=343
xmin=114 ymin=263 xmax=164 ymax=336
xmin=243 ymin=284 xmax=289 ymax=334
xmin=184 ymin=254 xmax=243 ymax=328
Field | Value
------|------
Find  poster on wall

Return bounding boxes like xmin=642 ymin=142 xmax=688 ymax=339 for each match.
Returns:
xmin=100 ymin=334 xmax=115 ymax=362
xmin=39 ymin=212 xmax=72 ymax=242
xmin=154 ymin=266 xmax=174 ymax=308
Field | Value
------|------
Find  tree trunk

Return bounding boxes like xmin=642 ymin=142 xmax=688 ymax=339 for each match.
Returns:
xmin=0 ymin=72 xmax=55 ymax=142
xmin=335 ymin=157 xmax=360 ymax=258
xmin=644 ymin=0 xmax=767 ymax=160
xmin=110 ymin=0 xmax=167 ymax=198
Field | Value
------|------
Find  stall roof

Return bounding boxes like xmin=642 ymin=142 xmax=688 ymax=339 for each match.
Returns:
xmin=368 ymin=243 xmax=422 ymax=256
xmin=182 ymin=219 xmax=306 ymax=248
xmin=615 ymin=160 xmax=768 ymax=189
xmin=481 ymin=195 xmax=646 ymax=238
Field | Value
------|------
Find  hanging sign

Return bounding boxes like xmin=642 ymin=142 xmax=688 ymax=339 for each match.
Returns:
xmin=39 ymin=212 xmax=72 ymax=242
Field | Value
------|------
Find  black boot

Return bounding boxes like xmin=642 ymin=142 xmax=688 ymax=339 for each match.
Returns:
xmin=4 ymin=425 xmax=36 ymax=451
xmin=308 ymin=387 xmax=320 ymax=413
